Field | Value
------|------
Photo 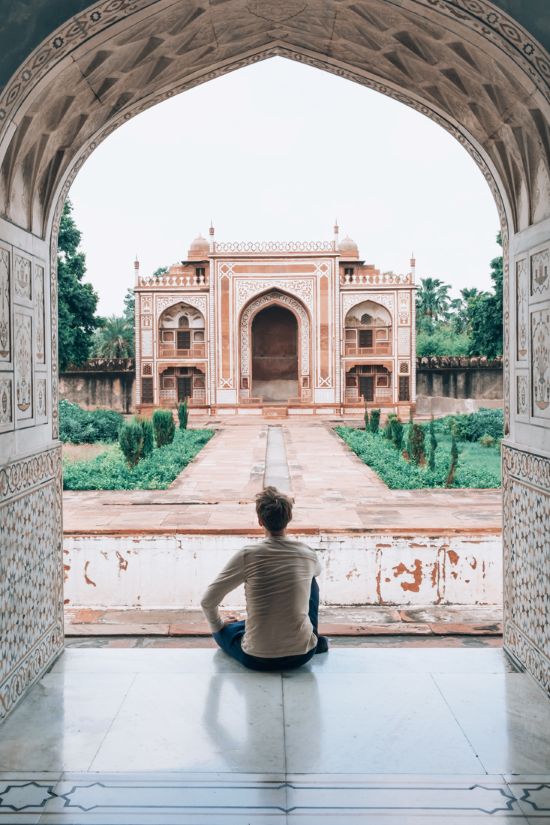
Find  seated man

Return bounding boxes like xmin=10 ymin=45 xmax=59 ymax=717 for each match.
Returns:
xmin=200 ymin=486 xmax=329 ymax=671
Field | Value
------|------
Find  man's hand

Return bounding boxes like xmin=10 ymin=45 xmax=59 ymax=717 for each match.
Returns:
xmin=221 ymin=614 xmax=241 ymax=628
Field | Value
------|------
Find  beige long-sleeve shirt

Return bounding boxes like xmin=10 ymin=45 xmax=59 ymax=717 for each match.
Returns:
xmin=200 ymin=536 xmax=322 ymax=658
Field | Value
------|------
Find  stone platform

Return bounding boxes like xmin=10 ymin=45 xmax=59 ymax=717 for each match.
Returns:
xmin=0 ymin=648 xmax=548 ymax=823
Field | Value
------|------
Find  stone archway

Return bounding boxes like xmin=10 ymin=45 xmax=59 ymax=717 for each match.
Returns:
xmin=252 ymin=305 xmax=299 ymax=402
xmin=240 ymin=290 xmax=311 ymax=403
xmin=1 ymin=0 xmax=550 ymax=717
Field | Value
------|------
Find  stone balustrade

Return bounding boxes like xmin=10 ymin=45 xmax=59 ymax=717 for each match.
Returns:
xmin=341 ymin=271 xmax=412 ymax=286
xmin=138 ymin=272 xmax=208 ymax=288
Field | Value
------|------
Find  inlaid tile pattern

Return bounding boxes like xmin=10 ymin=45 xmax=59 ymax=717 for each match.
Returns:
xmin=0 ymin=247 xmax=9 ymax=361
xmin=502 ymin=444 xmax=550 ymax=695
xmin=0 ymin=448 xmax=64 ymax=721
xmin=0 ymin=648 xmax=549 ymax=822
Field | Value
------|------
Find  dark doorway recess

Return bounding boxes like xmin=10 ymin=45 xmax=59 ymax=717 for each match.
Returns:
xmin=252 ymin=305 xmax=298 ymax=402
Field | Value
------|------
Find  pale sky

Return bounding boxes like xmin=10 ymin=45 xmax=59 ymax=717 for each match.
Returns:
xmin=69 ymin=57 xmax=501 ymax=317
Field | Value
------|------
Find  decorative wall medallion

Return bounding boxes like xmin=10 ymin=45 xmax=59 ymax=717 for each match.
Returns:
xmin=0 ymin=248 xmax=10 ymax=360
xmin=14 ymin=313 xmax=32 ymax=418
xmin=141 ymin=315 xmax=152 ymax=328
xmin=36 ymin=378 xmax=47 ymax=420
xmin=141 ymin=294 xmax=152 ymax=313
xmin=531 ymin=307 xmax=550 ymax=415
xmin=398 ymin=291 xmax=410 ymax=325
xmin=34 ymin=265 xmax=45 ymax=363
xmin=399 ymin=361 xmax=410 ymax=374
xmin=516 ymin=258 xmax=528 ymax=360
xmin=240 ymin=291 xmax=310 ymax=377
xmin=0 ymin=377 xmax=12 ymax=427
xmin=14 ymin=255 xmax=31 ymax=301
xmin=517 ymin=374 xmax=528 ymax=415
xmin=531 ymin=248 xmax=549 ymax=297
xmin=247 ymin=1 xmax=308 ymax=23
xmin=235 ymin=278 xmax=314 ymax=315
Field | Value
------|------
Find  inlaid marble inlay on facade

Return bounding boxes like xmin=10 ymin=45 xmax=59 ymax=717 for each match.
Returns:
xmin=341 ymin=292 xmax=394 ymax=316
xmin=36 ymin=378 xmax=47 ymax=421
xmin=531 ymin=307 xmax=550 ymax=418
xmin=14 ymin=313 xmax=32 ymax=420
xmin=0 ymin=248 xmax=9 ymax=361
xmin=0 ymin=376 xmax=12 ymax=430
xmin=0 ymin=448 xmax=63 ymax=720
xmin=14 ymin=255 xmax=31 ymax=302
xmin=34 ymin=265 xmax=45 ymax=364
xmin=531 ymin=249 xmax=549 ymax=298
xmin=517 ymin=374 xmax=528 ymax=416
xmin=502 ymin=444 xmax=550 ymax=695
xmin=398 ymin=291 xmax=411 ymax=325
xmin=235 ymin=277 xmax=314 ymax=314
xmin=516 ymin=258 xmax=528 ymax=360
xmin=398 ymin=327 xmax=411 ymax=356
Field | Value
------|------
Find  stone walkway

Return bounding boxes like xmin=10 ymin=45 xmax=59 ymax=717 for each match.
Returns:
xmin=63 ymin=418 xmax=502 ymax=535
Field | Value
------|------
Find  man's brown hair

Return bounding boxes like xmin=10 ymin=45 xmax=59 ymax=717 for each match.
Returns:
xmin=255 ymin=486 xmax=293 ymax=534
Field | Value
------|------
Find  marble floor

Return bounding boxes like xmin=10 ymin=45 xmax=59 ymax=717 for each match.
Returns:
xmin=0 ymin=648 xmax=549 ymax=822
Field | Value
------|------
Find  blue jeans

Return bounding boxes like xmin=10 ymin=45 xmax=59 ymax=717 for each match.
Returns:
xmin=212 ymin=578 xmax=320 ymax=672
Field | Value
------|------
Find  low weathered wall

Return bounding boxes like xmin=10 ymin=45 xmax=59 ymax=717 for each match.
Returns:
xmin=63 ymin=532 xmax=503 ymax=609
xmin=416 ymin=356 xmax=503 ymax=416
xmin=60 ymin=359 xmax=135 ymax=413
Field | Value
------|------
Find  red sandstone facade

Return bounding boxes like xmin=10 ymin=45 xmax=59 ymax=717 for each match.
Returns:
xmin=134 ymin=227 xmax=416 ymax=415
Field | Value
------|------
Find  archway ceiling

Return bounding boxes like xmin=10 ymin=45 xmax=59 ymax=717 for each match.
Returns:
xmin=0 ymin=0 xmax=549 ymax=236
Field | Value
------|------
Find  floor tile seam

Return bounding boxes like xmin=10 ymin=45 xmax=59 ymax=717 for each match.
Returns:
xmin=429 ymin=672 xmax=489 ymax=775
xmin=85 ymin=672 xmax=139 ymax=772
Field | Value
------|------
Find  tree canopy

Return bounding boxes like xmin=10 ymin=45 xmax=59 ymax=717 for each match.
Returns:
xmin=415 ymin=234 xmax=503 ymax=357
xmin=57 ymin=200 xmax=101 ymax=370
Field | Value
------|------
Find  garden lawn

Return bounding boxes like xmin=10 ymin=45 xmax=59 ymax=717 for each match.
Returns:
xmin=336 ymin=426 xmax=501 ymax=489
xmin=63 ymin=428 xmax=214 ymax=490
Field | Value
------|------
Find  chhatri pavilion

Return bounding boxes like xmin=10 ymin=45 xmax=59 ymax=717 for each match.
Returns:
xmin=133 ymin=225 xmax=416 ymax=415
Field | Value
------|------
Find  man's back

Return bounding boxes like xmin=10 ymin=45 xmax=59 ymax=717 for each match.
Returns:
xmin=201 ymin=536 xmax=321 ymax=658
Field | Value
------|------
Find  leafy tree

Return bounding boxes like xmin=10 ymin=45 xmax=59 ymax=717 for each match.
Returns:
xmin=416 ymin=278 xmax=452 ymax=332
xmin=151 ymin=266 xmax=168 ymax=279
xmin=468 ymin=233 xmax=503 ymax=358
xmin=364 ymin=406 xmax=369 ymax=431
xmin=92 ymin=315 xmax=134 ymax=359
xmin=391 ymin=417 xmax=404 ymax=451
xmin=409 ymin=423 xmax=426 ymax=466
xmin=57 ymin=200 xmax=101 ymax=370
xmin=445 ymin=431 xmax=459 ymax=487
xmin=451 ymin=288 xmax=480 ymax=334
xmin=416 ymin=326 xmax=471 ymax=356
xmin=119 ymin=421 xmax=145 ymax=468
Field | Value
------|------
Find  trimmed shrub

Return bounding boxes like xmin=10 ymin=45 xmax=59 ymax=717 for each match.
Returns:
xmin=135 ymin=416 xmax=154 ymax=457
xmin=479 ymin=433 xmax=496 ymax=448
xmin=383 ymin=413 xmax=396 ymax=439
xmin=119 ymin=421 xmax=144 ymax=467
xmin=178 ymin=400 xmax=189 ymax=430
xmin=409 ymin=423 xmax=426 ymax=466
xmin=391 ymin=417 xmax=404 ymax=451
xmin=364 ymin=407 xmax=369 ymax=431
xmin=152 ymin=409 xmax=175 ymax=447
xmin=59 ymin=399 xmax=123 ymax=444
xmin=369 ymin=408 xmax=381 ymax=434
xmin=445 ymin=432 xmax=459 ymax=487
xmin=447 ymin=408 xmax=503 ymax=442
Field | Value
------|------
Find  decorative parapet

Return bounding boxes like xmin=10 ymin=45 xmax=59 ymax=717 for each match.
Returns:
xmin=138 ymin=271 xmax=208 ymax=288
xmin=62 ymin=358 xmax=135 ymax=374
xmin=213 ymin=241 xmax=336 ymax=255
xmin=417 ymin=356 xmax=503 ymax=369
xmin=341 ymin=272 xmax=412 ymax=286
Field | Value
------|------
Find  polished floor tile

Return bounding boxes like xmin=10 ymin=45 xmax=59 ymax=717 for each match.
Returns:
xmin=50 ymin=648 xmax=244 ymax=674
xmin=282 ymin=672 xmax=483 ymax=774
xmin=304 ymin=648 xmax=515 ymax=674
xmin=0 ymin=674 xmax=135 ymax=771
xmin=434 ymin=674 xmax=550 ymax=774
xmin=89 ymin=672 xmax=285 ymax=772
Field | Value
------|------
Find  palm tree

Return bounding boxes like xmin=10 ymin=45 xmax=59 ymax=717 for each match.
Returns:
xmin=451 ymin=287 xmax=481 ymax=333
xmin=416 ymin=278 xmax=452 ymax=330
xmin=92 ymin=315 xmax=134 ymax=358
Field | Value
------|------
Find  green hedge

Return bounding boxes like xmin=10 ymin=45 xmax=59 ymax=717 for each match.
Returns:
xmin=59 ymin=400 xmax=123 ymax=443
xmin=336 ymin=425 xmax=501 ymax=489
xmin=63 ymin=428 xmax=214 ymax=490
xmin=434 ymin=408 xmax=503 ymax=442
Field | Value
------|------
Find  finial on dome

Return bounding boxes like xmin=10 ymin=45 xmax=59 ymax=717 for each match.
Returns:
xmin=209 ymin=221 xmax=215 ymax=237
xmin=133 ymin=255 xmax=140 ymax=284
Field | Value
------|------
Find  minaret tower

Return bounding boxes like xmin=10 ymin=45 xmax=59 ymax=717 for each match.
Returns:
xmin=134 ymin=255 xmax=140 ymax=284
xmin=209 ymin=221 xmax=215 ymax=253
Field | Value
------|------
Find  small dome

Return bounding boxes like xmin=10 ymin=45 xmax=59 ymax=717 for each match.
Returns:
xmin=187 ymin=233 xmax=210 ymax=260
xmin=338 ymin=236 xmax=359 ymax=258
